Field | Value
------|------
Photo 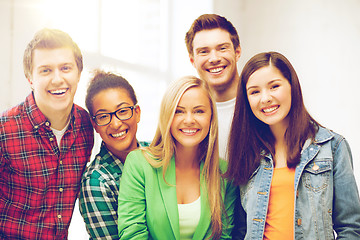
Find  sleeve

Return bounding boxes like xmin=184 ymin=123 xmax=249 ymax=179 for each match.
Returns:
xmin=332 ymin=137 xmax=360 ymax=238
xmin=118 ymin=151 xmax=149 ymax=239
xmin=79 ymin=174 xmax=119 ymax=240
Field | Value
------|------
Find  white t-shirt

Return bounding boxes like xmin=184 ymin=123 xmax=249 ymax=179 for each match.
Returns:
xmin=216 ymin=98 xmax=236 ymax=160
xmin=178 ymin=196 xmax=201 ymax=239
xmin=50 ymin=120 xmax=70 ymax=147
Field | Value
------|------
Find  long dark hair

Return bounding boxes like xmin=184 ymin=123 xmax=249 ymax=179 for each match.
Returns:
xmin=225 ymin=52 xmax=319 ymax=185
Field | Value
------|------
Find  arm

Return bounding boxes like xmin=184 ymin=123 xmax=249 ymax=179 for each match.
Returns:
xmin=332 ymin=137 xmax=360 ymax=239
xmin=118 ymin=151 xmax=148 ymax=239
xmin=79 ymin=174 xmax=119 ymax=240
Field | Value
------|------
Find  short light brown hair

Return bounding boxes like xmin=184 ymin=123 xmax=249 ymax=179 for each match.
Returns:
xmin=23 ymin=28 xmax=83 ymax=80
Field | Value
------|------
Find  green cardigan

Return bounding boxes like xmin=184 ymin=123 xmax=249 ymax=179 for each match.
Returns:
xmin=118 ymin=149 xmax=238 ymax=239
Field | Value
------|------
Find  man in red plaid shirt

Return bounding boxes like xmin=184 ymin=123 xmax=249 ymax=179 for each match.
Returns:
xmin=0 ymin=28 xmax=94 ymax=239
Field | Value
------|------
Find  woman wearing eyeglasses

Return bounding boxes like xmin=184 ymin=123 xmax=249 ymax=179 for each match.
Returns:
xmin=79 ymin=70 xmax=149 ymax=240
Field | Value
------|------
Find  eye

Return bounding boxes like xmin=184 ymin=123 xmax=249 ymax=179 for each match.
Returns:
xmin=62 ymin=65 xmax=72 ymax=72
xmin=197 ymin=49 xmax=208 ymax=55
xmin=194 ymin=109 xmax=205 ymax=114
xmin=117 ymin=108 xmax=130 ymax=115
xmin=249 ymin=90 xmax=259 ymax=95
xmin=175 ymin=109 xmax=184 ymax=114
xmin=96 ymin=114 xmax=109 ymax=120
xmin=40 ymin=68 xmax=51 ymax=74
xmin=271 ymin=84 xmax=280 ymax=89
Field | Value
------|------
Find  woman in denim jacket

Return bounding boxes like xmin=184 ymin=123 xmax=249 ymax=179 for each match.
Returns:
xmin=226 ymin=51 xmax=360 ymax=239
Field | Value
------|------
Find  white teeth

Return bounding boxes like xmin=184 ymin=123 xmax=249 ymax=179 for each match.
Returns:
xmin=263 ymin=106 xmax=278 ymax=113
xmin=182 ymin=129 xmax=197 ymax=134
xmin=50 ymin=89 xmax=66 ymax=95
xmin=209 ymin=67 xmax=224 ymax=73
xmin=111 ymin=131 xmax=126 ymax=138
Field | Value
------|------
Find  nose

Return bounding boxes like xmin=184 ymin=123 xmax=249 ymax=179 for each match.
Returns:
xmin=208 ymin=50 xmax=221 ymax=64
xmin=184 ymin=112 xmax=195 ymax=124
xmin=51 ymin=69 xmax=64 ymax=85
xmin=110 ymin=114 xmax=123 ymax=128
xmin=260 ymin=90 xmax=272 ymax=104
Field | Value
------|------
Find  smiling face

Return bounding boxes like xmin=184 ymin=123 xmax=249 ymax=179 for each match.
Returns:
xmin=246 ymin=65 xmax=292 ymax=131
xmin=30 ymin=47 xmax=80 ymax=118
xmin=190 ymin=29 xmax=241 ymax=95
xmin=91 ymin=88 xmax=140 ymax=159
xmin=170 ymin=87 xmax=212 ymax=151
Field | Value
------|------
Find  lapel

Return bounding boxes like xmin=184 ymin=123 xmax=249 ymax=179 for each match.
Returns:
xmin=157 ymin=156 xmax=180 ymax=240
xmin=157 ymin=158 xmax=212 ymax=240
xmin=193 ymin=161 xmax=211 ymax=239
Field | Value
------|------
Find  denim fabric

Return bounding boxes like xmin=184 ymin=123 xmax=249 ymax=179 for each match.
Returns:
xmin=240 ymin=127 xmax=360 ymax=240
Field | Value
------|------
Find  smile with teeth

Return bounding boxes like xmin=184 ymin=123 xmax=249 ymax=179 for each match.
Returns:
xmin=208 ymin=67 xmax=225 ymax=73
xmin=181 ymin=129 xmax=198 ymax=134
xmin=49 ymin=89 xmax=67 ymax=95
xmin=111 ymin=130 xmax=127 ymax=138
xmin=262 ymin=105 xmax=279 ymax=113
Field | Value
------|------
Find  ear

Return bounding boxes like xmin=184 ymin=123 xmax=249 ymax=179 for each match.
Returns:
xmin=90 ymin=118 xmax=100 ymax=133
xmin=134 ymin=105 xmax=141 ymax=123
xmin=27 ymin=78 xmax=34 ymax=89
xmin=235 ymin=46 xmax=241 ymax=62
xmin=189 ymin=54 xmax=195 ymax=67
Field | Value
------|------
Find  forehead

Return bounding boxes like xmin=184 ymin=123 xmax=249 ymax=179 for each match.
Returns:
xmin=247 ymin=66 xmax=287 ymax=86
xmin=192 ymin=28 xmax=232 ymax=49
xmin=178 ymin=87 xmax=210 ymax=105
xmin=32 ymin=47 xmax=76 ymax=68
xmin=93 ymin=88 xmax=133 ymax=108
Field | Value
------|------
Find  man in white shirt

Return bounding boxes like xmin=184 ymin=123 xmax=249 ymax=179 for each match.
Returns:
xmin=185 ymin=14 xmax=241 ymax=159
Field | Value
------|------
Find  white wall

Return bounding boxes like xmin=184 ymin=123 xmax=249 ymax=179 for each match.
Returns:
xmin=0 ymin=0 xmax=359 ymax=239
xmin=215 ymin=0 xmax=360 ymax=186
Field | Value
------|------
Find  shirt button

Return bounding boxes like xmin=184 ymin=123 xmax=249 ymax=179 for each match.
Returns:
xmin=34 ymin=125 xmax=39 ymax=129
xmin=297 ymin=218 xmax=302 ymax=226
xmin=59 ymin=188 xmax=63 ymax=192
xmin=45 ymin=121 xmax=50 ymax=127
xmin=59 ymin=160 xmax=63 ymax=165
xmin=58 ymin=214 xmax=62 ymax=219
xmin=49 ymin=137 xmax=54 ymax=142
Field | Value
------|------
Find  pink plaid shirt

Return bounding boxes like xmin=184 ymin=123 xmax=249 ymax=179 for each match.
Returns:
xmin=0 ymin=93 xmax=94 ymax=239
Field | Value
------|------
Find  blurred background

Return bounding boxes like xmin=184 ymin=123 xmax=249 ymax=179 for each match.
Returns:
xmin=1 ymin=0 xmax=359 ymax=238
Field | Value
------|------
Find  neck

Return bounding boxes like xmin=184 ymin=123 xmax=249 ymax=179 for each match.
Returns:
xmin=213 ymin=73 xmax=240 ymax=102
xmin=174 ymin=145 xmax=199 ymax=169
xmin=47 ymin=110 xmax=72 ymax=131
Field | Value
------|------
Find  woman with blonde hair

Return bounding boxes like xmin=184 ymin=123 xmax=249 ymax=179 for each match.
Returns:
xmin=118 ymin=76 xmax=238 ymax=239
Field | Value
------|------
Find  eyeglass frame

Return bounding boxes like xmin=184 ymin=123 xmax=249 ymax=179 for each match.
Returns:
xmin=92 ymin=105 xmax=137 ymax=126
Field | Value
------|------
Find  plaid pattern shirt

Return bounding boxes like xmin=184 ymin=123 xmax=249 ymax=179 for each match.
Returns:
xmin=79 ymin=141 xmax=149 ymax=240
xmin=0 ymin=93 xmax=94 ymax=240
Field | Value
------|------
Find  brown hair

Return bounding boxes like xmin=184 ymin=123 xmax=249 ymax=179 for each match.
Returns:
xmin=185 ymin=14 xmax=240 ymax=56
xmin=225 ymin=52 xmax=319 ymax=185
xmin=23 ymin=28 xmax=83 ymax=80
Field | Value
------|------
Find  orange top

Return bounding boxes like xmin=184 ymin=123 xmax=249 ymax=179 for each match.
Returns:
xmin=263 ymin=167 xmax=295 ymax=240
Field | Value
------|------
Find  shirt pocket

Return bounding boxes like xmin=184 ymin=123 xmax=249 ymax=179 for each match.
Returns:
xmin=303 ymin=159 xmax=332 ymax=192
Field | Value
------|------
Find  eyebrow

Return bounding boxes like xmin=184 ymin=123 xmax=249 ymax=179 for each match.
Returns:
xmin=176 ymin=105 xmax=207 ymax=109
xmin=94 ymin=102 xmax=131 ymax=115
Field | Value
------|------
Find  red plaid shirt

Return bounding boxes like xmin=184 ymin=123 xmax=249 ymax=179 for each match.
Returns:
xmin=0 ymin=93 xmax=94 ymax=240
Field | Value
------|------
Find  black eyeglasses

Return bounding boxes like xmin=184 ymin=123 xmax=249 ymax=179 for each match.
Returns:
xmin=92 ymin=105 xmax=136 ymax=126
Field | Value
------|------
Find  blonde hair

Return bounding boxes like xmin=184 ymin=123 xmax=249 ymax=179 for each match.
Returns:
xmin=143 ymin=75 xmax=223 ymax=239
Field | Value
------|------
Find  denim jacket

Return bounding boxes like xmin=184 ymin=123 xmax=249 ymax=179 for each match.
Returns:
xmin=239 ymin=127 xmax=360 ymax=240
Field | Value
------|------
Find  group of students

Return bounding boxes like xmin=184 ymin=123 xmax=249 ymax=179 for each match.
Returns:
xmin=0 ymin=13 xmax=359 ymax=240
